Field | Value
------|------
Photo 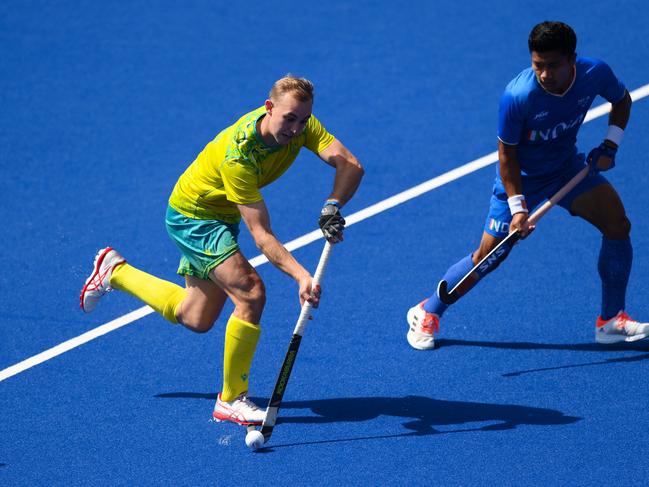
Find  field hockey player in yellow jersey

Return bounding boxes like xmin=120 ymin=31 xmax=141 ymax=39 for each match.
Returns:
xmin=79 ymin=75 xmax=364 ymax=426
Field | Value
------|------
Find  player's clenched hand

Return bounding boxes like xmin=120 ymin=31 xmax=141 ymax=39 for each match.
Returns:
xmin=587 ymin=141 xmax=617 ymax=175
xmin=319 ymin=201 xmax=345 ymax=243
xmin=510 ymin=212 xmax=535 ymax=238
xmin=297 ymin=274 xmax=321 ymax=309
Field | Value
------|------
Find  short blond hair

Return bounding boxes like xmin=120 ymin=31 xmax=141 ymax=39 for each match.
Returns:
xmin=269 ymin=75 xmax=314 ymax=102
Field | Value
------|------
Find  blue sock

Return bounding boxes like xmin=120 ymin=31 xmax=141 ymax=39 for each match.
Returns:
xmin=423 ymin=254 xmax=474 ymax=317
xmin=598 ymin=237 xmax=632 ymax=320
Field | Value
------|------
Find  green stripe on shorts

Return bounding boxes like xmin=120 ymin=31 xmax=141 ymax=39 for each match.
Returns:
xmin=165 ymin=205 xmax=240 ymax=280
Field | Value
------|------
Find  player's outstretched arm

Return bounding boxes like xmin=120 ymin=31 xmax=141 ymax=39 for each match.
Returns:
xmin=239 ymin=200 xmax=319 ymax=307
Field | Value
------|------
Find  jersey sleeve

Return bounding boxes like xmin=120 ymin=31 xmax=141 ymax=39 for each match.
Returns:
xmin=219 ymin=159 xmax=263 ymax=205
xmin=593 ymin=59 xmax=626 ymax=103
xmin=497 ymin=89 xmax=524 ymax=145
xmin=304 ymin=115 xmax=335 ymax=153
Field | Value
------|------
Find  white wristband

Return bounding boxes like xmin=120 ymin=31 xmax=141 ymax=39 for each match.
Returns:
xmin=507 ymin=194 xmax=528 ymax=215
xmin=606 ymin=125 xmax=624 ymax=146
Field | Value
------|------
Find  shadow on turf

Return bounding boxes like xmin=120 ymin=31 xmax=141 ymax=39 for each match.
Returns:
xmin=435 ymin=339 xmax=649 ymax=377
xmin=155 ymin=392 xmax=580 ymax=450
xmin=503 ymin=352 xmax=649 ymax=377
xmin=436 ymin=338 xmax=649 ymax=352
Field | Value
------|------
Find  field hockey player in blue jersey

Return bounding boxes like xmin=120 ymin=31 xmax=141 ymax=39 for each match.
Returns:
xmin=407 ymin=21 xmax=648 ymax=350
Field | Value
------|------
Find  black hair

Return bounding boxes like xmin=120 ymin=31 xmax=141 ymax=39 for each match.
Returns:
xmin=528 ymin=21 xmax=577 ymax=55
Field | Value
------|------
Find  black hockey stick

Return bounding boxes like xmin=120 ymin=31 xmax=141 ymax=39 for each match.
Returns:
xmin=257 ymin=241 xmax=333 ymax=444
xmin=438 ymin=165 xmax=589 ymax=304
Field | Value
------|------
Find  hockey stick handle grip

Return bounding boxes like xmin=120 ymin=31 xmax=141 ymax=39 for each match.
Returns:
xmin=292 ymin=241 xmax=333 ymax=336
xmin=311 ymin=241 xmax=334 ymax=286
xmin=528 ymin=166 xmax=589 ymax=224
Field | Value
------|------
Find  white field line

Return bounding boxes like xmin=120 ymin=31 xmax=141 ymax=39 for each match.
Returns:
xmin=2 ymin=83 xmax=648 ymax=384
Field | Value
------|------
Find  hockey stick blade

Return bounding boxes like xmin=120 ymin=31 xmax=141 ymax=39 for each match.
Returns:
xmin=438 ymin=231 xmax=519 ymax=305
xmin=260 ymin=333 xmax=302 ymax=441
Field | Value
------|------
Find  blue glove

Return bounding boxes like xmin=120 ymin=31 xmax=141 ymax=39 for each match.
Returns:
xmin=587 ymin=142 xmax=617 ymax=175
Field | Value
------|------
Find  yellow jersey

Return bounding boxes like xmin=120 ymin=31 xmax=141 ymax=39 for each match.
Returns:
xmin=168 ymin=106 xmax=335 ymax=223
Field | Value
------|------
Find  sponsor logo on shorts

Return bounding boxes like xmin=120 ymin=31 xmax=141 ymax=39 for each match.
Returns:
xmin=489 ymin=218 xmax=509 ymax=234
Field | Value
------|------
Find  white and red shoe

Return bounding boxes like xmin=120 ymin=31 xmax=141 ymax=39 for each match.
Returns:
xmin=595 ymin=311 xmax=649 ymax=344
xmin=79 ymin=247 xmax=125 ymax=312
xmin=406 ymin=300 xmax=440 ymax=350
xmin=212 ymin=392 xmax=265 ymax=426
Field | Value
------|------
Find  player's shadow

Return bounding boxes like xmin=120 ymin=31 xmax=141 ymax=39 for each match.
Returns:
xmin=503 ymin=352 xmax=649 ymax=377
xmin=277 ymin=395 xmax=579 ymax=441
xmin=436 ymin=338 xmax=649 ymax=352
xmin=155 ymin=393 xmax=580 ymax=449
xmin=436 ymin=339 xmax=649 ymax=377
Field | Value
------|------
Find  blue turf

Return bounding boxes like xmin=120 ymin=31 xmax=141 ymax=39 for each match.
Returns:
xmin=2 ymin=1 xmax=649 ymax=485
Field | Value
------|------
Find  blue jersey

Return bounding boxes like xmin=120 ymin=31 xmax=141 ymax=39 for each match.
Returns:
xmin=497 ymin=57 xmax=626 ymax=178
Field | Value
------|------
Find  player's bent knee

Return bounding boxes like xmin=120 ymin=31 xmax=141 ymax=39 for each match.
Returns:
xmin=233 ymin=275 xmax=266 ymax=322
xmin=189 ymin=323 xmax=213 ymax=333
xmin=242 ymin=273 xmax=266 ymax=305
xmin=603 ymin=216 xmax=631 ymax=239
xmin=473 ymin=244 xmax=505 ymax=265
xmin=183 ymin=318 xmax=216 ymax=333
xmin=620 ymin=217 xmax=631 ymax=236
xmin=177 ymin=311 xmax=217 ymax=333
xmin=248 ymin=278 xmax=266 ymax=310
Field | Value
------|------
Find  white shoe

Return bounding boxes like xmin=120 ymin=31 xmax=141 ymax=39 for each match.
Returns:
xmin=79 ymin=247 xmax=125 ymax=312
xmin=212 ymin=392 xmax=266 ymax=426
xmin=595 ymin=311 xmax=649 ymax=344
xmin=407 ymin=300 xmax=440 ymax=350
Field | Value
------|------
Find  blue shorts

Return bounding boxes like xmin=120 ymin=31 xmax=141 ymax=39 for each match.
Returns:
xmin=165 ymin=205 xmax=240 ymax=280
xmin=484 ymin=153 xmax=609 ymax=238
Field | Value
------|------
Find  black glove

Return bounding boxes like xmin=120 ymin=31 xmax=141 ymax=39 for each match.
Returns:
xmin=318 ymin=201 xmax=345 ymax=243
xmin=587 ymin=141 xmax=617 ymax=175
